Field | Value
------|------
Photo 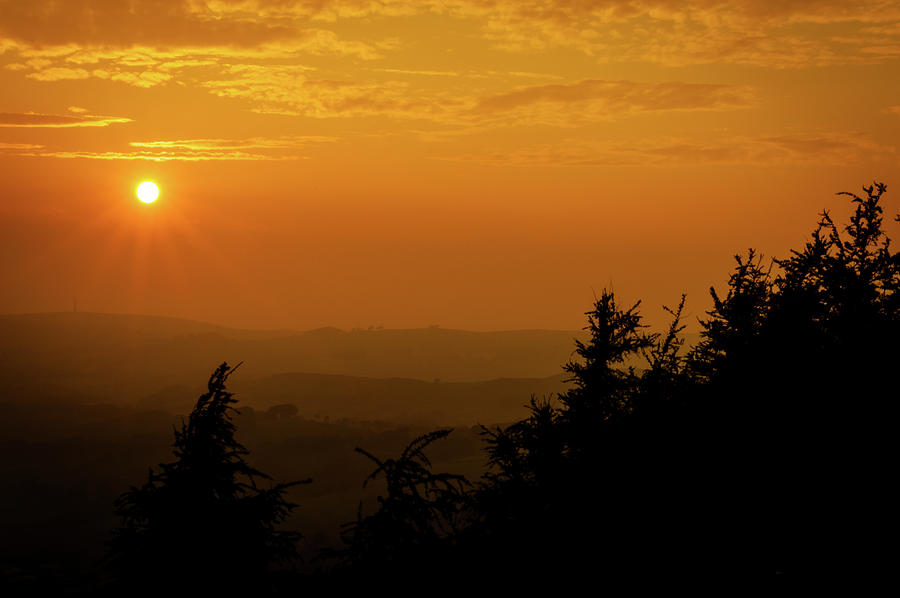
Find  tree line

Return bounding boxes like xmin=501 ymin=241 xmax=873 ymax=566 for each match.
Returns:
xmin=105 ymin=182 xmax=897 ymax=591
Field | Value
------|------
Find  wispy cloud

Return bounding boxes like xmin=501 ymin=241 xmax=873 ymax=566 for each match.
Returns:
xmin=0 ymin=112 xmax=132 ymax=127
xmin=199 ymin=68 xmax=751 ymax=125
xmin=0 ymin=142 xmax=44 ymax=150
xmin=0 ymin=1 xmax=384 ymax=90
xmin=376 ymin=68 xmax=461 ymax=77
xmin=462 ymin=0 xmax=900 ymax=66
xmin=472 ymin=80 xmax=753 ymax=125
xmin=0 ymin=1 xmax=896 ymax=136
xmin=129 ymin=136 xmax=337 ymax=151
xmin=437 ymin=131 xmax=895 ymax=167
xmin=25 ymin=67 xmax=91 ymax=81
xmin=11 ymin=134 xmax=335 ymax=161
xmin=202 ymin=66 xmax=463 ymax=120
xmin=91 ymin=69 xmax=173 ymax=88
xmin=2 ymin=1 xmax=897 ymax=95
xmin=18 ymin=150 xmax=305 ymax=162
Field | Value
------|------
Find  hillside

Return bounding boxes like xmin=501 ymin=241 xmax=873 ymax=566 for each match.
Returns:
xmin=0 ymin=312 xmax=583 ymax=420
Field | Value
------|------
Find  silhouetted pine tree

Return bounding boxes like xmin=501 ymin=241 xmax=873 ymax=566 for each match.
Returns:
xmin=108 ymin=362 xmax=309 ymax=594
xmin=465 ymin=290 xmax=705 ymax=580
xmin=687 ymin=182 xmax=899 ymax=576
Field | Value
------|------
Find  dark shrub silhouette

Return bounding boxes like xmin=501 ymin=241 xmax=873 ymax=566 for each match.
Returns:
xmin=469 ymin=291 xmax=701 ymax=579
xmin=459 ymin=182 xmax=897 ymax=580
xmin=331 ymin=429 xmax=470 ymax=581
xmin=688 ymin=182 xmax=899 ymax=575
xmin=108 ymin=362 xmax=309 ymax=593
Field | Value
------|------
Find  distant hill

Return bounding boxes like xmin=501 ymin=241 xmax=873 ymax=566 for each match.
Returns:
xmin=0 ymin=312 xmax=584 ymax=414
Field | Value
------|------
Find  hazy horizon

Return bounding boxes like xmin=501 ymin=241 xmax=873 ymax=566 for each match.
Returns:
xmin=0 ymin=308 xmax=587 ymax=334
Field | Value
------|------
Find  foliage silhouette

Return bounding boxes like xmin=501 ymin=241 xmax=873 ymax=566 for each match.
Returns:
xmin=100 ymin=181 xmax=895 ymax=587
xmin=108 ymin=362 xmax=310 ymax=593
xmin=330 ymin=429 xmax=470 ymax=580
xmin=469 ymin=291 xmax=701 ymax=579
xmin=459 ymin=182 xmax=896 ymax=580
xmin=687 ymin=181 xmax=899 ymax=576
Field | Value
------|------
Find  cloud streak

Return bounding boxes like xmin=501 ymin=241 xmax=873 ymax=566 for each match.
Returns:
xmin=472 ymin=80 xmax=752 ymax=124
xmin=0 ymin=142 xmax=44 ymax=150
xmin=18 ymin=150 xmax=304 ymax=161
xmin=199 ymin=69 xmax=751 ymax=124
xmin=10 ymin=134 xmax=335 ymax=161
xmin=129 ymin=136 xmax=337 ymax=151
xmin=0 ymin=112 xmax=132 ymax=127
xmin=438 ymin=131 xmax=895 ymax=167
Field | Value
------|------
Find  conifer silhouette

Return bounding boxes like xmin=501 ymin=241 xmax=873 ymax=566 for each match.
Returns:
xmin=469 ymin=290 xmax=694 ymax=579
xmin=687 ymin=181 xmax=899 ymax=576
xmin=108 ymin=362 xmax=309 ymax=593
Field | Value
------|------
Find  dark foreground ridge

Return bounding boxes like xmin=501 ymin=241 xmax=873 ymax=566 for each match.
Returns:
xmin=8 ymin=182 xmax=898 ymax=591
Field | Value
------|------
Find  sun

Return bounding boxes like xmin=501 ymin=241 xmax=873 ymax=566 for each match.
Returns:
xmin=136 ymin=181 xmax=159 ymax=203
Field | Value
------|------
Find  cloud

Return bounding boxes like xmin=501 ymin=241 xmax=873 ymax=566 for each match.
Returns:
xmin=475 ymin=79 xmax=751 ymax=114
xmin=8 ymin=32 xmax=378 ymax=89
xmin=10 ymin=134 xmax=334 ymax=161
xmin=202 ymin=65 xmax=462 ymax=119
xmin=129 ymin=136 xmax=337 ymax=150
xmin=0 ymin=1 xmax=385 ymax=90
xmin=0 ymin=0 xmax=383 ymax=55
xmin=1 ymin=0 xmax=897 ymax=131
xmin=474 ymin=1 xmax=900 ymax=67
xmin=3 ymin=1 xmax=898 ymax=77
xmin=754 ymin=132 xmax=891 ymax=161
xmin=191 ymin=1 xmax=895 ymax=68
xmin=437 ymin=131 xmax=895 ymax=167
xmin=91 ymin=69 xmax=173 ymax=88
xmin=198 ymin=66 xmax=750 ymax=124
xmin=25 ymin=67 xmax=91 ymax=81
xmin=0 ymin=0 xmax=297 ymax=48
xmin=468 ymin=79 xmax=753 ymax=126
xmin=0 ymin=142 xmax=44 ymax=150
xmin=18 ymin=150 xmax=304 ymax=161
xmin=376 ymin=68 xmax=461 ymax=77
xmin=0 ymin=112 xmax=132 ymax=127
xmin=463 ymin=1 xmax=900 ymax=66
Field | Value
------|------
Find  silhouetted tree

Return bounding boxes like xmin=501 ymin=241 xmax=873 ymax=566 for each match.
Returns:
xmin=686 ymin=181 xmax=898 ymax=576
xmin=321 ymin=182 xmax=895 ymax=582
xmin=331 ymin=181 xmax=898 ymax=581
xmin=108 ymin=362 xmax=309 ymax=594
xmin=465 ymin=290 xmax=705 ymax=580
xmin=333 ymin=429 xmax=470 ymax=580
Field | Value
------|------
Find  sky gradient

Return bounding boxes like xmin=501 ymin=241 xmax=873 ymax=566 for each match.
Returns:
xmin=2 ymin=1 xmax=899 ymax=331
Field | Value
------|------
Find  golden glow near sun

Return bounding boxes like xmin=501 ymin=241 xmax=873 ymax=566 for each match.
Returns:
xmin=136 ymin=181 xmax=159 ymax=203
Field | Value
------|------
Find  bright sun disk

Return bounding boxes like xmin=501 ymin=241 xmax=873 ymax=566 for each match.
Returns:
xmin=136 ymin=181 xmax=159 ymax=203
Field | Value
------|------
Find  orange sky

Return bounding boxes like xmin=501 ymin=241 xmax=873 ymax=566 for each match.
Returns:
xmin=2 ymin=1 xmax=899 ymax=331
